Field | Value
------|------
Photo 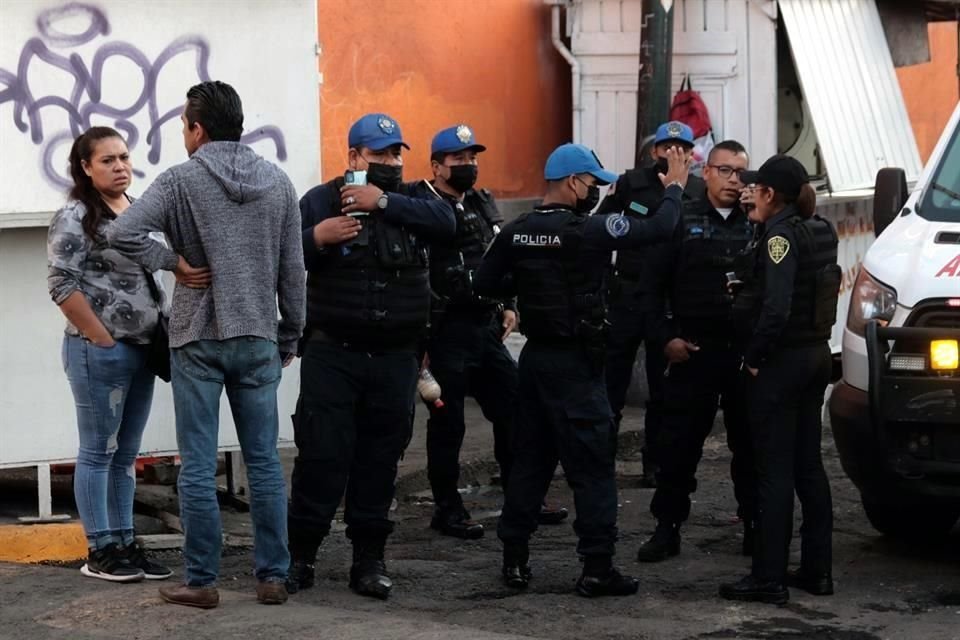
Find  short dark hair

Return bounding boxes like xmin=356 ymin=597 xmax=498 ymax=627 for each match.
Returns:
xmin=430 ymin=151 xmax=447 ymax=164
xmin=184 ymin=81 xmax=244 ymax=142
xmin=708 ymin=140 xmax=748 ymax=163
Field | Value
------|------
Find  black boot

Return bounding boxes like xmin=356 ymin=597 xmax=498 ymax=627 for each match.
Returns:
xmin=786 ymin=568 xmax=834 ymax=596
xmin=636 ymin=521 xmax=681 ymax=562
xmin=431 ymin=508 xmax=484 ymax=540
xmin=285 ymin=540 xmax=319 ymax=594
xmin=349 ymin=540 xmax=392 ymax=600
xmin=537 ymin=502 xmax=569 ymax=526
xmin=501 ymin=539 xmax=532 ymax=589
xmin=719 ymin=574 xmax=789 ymax=605
xmin=576 ymin=556 xmax=639 ymax=598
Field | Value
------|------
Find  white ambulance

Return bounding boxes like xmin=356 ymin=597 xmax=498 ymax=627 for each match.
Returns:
xmin=829 ymin=103 xmax=960 ymax=540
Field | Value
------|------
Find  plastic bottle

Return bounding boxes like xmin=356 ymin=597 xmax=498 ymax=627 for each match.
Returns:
xmin=418 ymin=368 xmax=444 ymax=408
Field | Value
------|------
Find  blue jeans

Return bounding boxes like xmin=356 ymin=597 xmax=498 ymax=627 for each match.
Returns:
xmin=171 ymin=337 xmax=288 ymax=586
xmin=62 ymin=335 xmax=155 ymax=550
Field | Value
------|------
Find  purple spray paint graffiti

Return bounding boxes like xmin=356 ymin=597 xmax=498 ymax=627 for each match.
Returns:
xmin=0 ymin=2 xmax=287 ymax=189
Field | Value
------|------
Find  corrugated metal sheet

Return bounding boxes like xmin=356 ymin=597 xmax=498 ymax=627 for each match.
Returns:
xmin=780 ymin=0 xmax=923 ymax=192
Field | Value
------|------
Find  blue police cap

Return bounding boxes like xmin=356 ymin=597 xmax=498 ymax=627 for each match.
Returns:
xmin=431 ymin=124 xmax=486 ymax=155
xmin=348 ymin=113 xmax=410 ymax=151
xmin=654 ymin=121 xmax=695 ymax=147
xmin=544 ymin=143 xmax=617 ymax=185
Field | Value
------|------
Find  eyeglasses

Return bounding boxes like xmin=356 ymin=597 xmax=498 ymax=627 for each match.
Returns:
xmin=708 ymin=165 xmax=746 ymax=180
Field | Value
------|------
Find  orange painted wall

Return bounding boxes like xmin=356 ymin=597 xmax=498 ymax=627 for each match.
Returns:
xmin=896 ymin=22 xmax=959 ymax=162
xmin=317 ymin=0 xmax=572 ymax=198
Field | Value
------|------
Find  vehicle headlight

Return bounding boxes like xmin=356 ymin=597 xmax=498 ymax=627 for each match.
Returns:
xmin=846 ymin=269 xmax=897 ymax=337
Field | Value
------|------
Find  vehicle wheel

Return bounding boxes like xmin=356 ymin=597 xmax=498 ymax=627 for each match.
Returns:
xmin=862 ymin=497 xmax=960 ymax=541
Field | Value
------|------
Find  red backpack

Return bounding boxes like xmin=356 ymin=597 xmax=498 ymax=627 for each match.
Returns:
xmin=669 ymin=75 xmax=712 ymax=138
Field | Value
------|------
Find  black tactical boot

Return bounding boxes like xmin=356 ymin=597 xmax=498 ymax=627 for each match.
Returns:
xmin=636 ymin=521 xmax=681 ymax=562
xmin=501 ymin=540 xmax=532 ymax=589
xmin=786 ymin=568 xmax=834 ymax=596
xmin=537 ymin=502 xmax=569 ymax=526
xmin=349 ymin=541 xmax=392 ymax=600
xmin=576 ymin=556 xmax=639 ymax=598
xmin=431 ymin=508 xmax=484 ymax=540
xmin=285 ymin=539 xmax=319 ymax=594
xmin=719 ymin=574 xmax=789 ymax=605
xmin=285 ymin=559 xmax=315 ymax=594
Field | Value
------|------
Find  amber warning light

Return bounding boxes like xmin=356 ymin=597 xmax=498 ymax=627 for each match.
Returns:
xmin=930 ymin=340 xmax=959 ymax=371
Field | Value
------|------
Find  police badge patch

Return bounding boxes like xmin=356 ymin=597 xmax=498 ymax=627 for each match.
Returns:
xmin=605 ymin=213 xmax=631 ymax=238
xmin=767 ymin=235 xmax=790 ymax=264
xmin=378 ymin=117 xmax=395 ymax=134
xmin=666 ymin=122 xmax=683 ymax=137
xmin=456 ymin=125 xmax=472 ymax=144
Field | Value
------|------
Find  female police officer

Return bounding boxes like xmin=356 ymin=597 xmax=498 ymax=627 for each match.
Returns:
xmin=719 ymin=155 xmax=841 ymax=604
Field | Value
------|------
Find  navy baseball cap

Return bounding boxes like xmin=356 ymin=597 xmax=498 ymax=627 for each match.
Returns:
xmin=544 ymin=143 xmax=617 ymax=185
xmin=654 ymin=121 xmax=695 ymax=147
xmin=431 ymin=124 xmax=486 ymax=155
xmin=348 ymin=113 xmax=409 ymax=151
xmin=739 ymin=154 xmax=809 ymax=199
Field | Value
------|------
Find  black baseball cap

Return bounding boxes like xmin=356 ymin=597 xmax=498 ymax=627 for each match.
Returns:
xmin=739 ymin=154 xmax=809 ymax=199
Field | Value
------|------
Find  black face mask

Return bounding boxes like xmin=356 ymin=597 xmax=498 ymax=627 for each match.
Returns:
xmin=575 ymin=183 xmax=600 ymax=214
xmin=654 ymin=157 xmax=670 ymax=174
xmin=446 ymin=164 xmax=478 ymax=193
xmin=366 ymin=162 xmax=403 ymax=193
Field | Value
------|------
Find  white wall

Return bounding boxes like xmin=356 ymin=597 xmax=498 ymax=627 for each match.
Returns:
xmin=568 ymin=0 xmax=778 ymax=173
xmin=0 ymin=0 xmax=318 ymax=467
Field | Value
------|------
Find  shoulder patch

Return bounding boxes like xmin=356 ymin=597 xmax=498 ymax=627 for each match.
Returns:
xmin=767 ymin=235 xmax=790 ymax=264
xmin=605 ymin=213 xmax=631 ymax=238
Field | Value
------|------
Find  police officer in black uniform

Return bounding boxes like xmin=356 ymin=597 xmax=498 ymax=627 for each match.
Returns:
xmin=636 ymin=140 xmax=758 ymax=562
xmin=475 ymin=143 xmax=689 ymax=597
xmin=596 ymin=121 xmax=705 ymax=486
xmin=720 ymin=155 xmax=840 ymax=604
xmin=287 ymin=114 xmax=455 ymax=600
xmin=412 ymin=124 xmax=567 ymax=539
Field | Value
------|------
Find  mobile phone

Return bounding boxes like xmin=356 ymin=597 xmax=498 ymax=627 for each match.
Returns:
xmin=345 ymin=170 xmax=367 ymax=186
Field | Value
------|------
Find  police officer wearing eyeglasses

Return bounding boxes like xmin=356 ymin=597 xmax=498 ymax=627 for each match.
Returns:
xmin=635 ymin=140 xmax=758 ymax=564
xmin=596 ymin=121 xmax=705 ymax=487
xmin=720 ymin=155 xmax=840 ymax=604
xmin=287 ymin=114 xmax=455 ymax=600
xmin=409 ymin=124 xmax=568 ymax=540
xmin=474 ymin=143 xmax=689 ymax=597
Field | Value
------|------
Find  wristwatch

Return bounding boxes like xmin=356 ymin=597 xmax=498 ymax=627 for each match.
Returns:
xmin=666 ymin=180 xmax=684 ymax=190
xmin=376 ymin=193 xmax=389 ymax=210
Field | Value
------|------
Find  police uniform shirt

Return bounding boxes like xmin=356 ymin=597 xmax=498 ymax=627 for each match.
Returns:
xmin=299 ymin=178 xmax=456 ymax=272
xmin=474 ymin=184 xmax=685 ymax=301
xmin=742 ymin=207 xmax=800 ymax=369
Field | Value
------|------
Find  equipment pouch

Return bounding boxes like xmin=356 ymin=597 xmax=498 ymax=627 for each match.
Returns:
xmin=813 ymin=263 xmax=842 ymax=331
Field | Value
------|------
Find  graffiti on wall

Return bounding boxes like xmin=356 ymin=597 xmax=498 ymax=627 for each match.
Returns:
xmin=0 ymin=2 xmax=287 ymax=189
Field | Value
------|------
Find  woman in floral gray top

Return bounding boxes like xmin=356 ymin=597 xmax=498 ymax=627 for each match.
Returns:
xmin=47 ymin=127 xmax=171 ymax=583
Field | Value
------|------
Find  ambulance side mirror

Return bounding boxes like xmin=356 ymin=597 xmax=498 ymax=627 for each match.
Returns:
xmin=873 ymin=168 xmax=908 ymax=238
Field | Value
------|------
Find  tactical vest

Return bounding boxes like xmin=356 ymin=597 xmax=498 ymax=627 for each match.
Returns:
xmin=671 ymin=204 xmax=755 ymax=325
xmin=509 ymin=209 xmax=607 ymax=342
xmin=732 ymin=213 xmax=840 ymax=347
xmin=781 ymin=215 xmax=841 ymax=345
xmin=306 ymin=178 xmax=430 ymax=346
xmin=613 ymin=170 xmax=705 ymax=290
xmin=429 ymin=188 xmax=501 ymax=305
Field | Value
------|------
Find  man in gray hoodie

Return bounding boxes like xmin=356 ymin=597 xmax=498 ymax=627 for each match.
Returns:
xmin=107 ymin=81 xmax=305 ymax=609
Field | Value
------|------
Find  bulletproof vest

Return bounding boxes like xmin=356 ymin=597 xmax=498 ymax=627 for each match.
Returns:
xmin=671 ymin=202 xmax=755 ymax=325
xmin=306 ymin=178 xmax=430 ymax=345
xmin=429 ymin=188 xmax=501 ymax=304
xmin=732 ymin=213 xmax=840 ymax=347
xmin=781 ymin=214 xmax=841 ymax=345
xmin=613 ymin=169 xmax=705 ymax=289
xmin=509 ymin=209 xmax=607 ymax=341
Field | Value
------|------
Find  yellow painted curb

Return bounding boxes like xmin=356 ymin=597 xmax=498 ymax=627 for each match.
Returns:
xmin=0 ymin=523 xmax=87 ymax=563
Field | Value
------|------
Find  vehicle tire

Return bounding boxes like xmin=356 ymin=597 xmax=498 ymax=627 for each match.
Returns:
xmin=862 ymin=497 xmax=960 ymax=541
